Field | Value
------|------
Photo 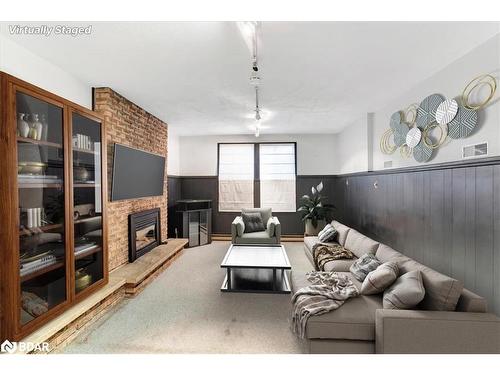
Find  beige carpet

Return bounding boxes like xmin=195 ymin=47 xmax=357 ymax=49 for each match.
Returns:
xmin=60 ymin=241 xmax=312 ymax=354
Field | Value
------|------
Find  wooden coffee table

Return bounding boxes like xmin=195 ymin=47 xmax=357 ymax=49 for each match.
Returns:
xmin=220 ymin=244 xmax=292 ymax=294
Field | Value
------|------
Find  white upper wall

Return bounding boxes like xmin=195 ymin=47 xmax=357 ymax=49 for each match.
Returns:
xmin=336 ymin=115 xmax=369 ymax=174
xmin=0 ymin=33 xmax=92 ymax=108
xmin=335 ymin=33 xmax=500 ymax=173
xmin=167 ymin=129 xmax=181 ymax=176
xmin=177 ymin=134 xmax=337 ymax=176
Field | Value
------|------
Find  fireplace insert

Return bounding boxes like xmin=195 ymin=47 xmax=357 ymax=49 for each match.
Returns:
xmin=128 ymin=208 xmax=161 ymax=262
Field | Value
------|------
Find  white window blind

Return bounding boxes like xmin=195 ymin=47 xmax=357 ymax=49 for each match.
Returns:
xmin=218 ymin=144 xmax=254 ymax=212
xmin=259 ymin=143 xmax=296 ymax=212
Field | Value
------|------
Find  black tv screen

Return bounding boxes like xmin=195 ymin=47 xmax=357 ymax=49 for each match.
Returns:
xmin=111 ymin=144 xmax=165 ymax=201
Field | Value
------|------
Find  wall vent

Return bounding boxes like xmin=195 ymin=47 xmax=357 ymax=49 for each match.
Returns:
xmin=462 ymin=142 xmax=488 ymax=159
xmin=384 ymin=161 xmax=393 ymax=168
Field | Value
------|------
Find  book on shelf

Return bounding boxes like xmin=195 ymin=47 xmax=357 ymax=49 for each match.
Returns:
xmin=20 ymin=254 xmax=58 ymax=276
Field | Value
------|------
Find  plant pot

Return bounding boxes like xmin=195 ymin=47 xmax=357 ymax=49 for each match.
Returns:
xmin=305 ymin=219 xmax=326 ymax=236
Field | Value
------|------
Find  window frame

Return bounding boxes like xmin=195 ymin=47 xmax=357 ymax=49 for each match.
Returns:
xmin=217 ymin=142 xmax=297 ymax=213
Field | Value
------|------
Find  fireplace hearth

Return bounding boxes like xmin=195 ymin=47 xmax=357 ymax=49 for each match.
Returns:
xmin=128 ymin=208 xmax=161 ymax=262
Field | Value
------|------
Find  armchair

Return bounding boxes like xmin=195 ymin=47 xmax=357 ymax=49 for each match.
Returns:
xmin=231 ymin=208 xmax=281 ymax=245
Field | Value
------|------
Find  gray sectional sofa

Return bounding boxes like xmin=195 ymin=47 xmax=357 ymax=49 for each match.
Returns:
xmin=293 ymin=220 xmax=500 ymax=354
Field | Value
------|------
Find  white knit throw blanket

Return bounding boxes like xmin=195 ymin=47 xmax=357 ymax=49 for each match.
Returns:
xmin=291 ymin=272 xmax=359 ymax=338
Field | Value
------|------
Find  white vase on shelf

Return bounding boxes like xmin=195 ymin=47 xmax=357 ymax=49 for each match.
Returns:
xmin=40 ymin=114 xmax=49 ymax=141
xmin=32 ymin=114 xmax=43 ymax=141
xmin=17 ymin=113 xmax=30 ymax=138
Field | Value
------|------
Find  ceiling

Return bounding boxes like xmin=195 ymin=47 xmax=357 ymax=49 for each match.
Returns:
xmin=1 ymin=22 xmax=499 ymax=135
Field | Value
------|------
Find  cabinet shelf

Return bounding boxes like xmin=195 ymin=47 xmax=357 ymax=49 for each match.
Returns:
xmin=73 ymin=147 xmax=97 ymax=155
xmin=20 ymin=261 xmax=65 ymax=282
xmin=18 ymin=183 xmax=63 ymax=189
xmin=75 ymin=246 xmax=102 ymax=260
xmin=17 ymin=136 xmax=62 ymax=149
xmin=19 ymin=223 xmax=63 ymax=235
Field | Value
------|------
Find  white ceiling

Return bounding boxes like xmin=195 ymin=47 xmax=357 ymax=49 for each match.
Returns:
xmin=2 ymin=22 xmax=499 ymax=135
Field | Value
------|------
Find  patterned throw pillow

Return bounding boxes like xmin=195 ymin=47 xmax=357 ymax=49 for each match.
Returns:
xmin=318 ymin=224 xmax=337 ymax=243
xmin=349 ymin=253 xmax=382 ymax=282
xmin=383 ymin=270 xmax=426 ymax=309
xmin=242 ymin=212 xmax=265 ymax=233
xmin=361 ymin=261 xmax=399 ymax=295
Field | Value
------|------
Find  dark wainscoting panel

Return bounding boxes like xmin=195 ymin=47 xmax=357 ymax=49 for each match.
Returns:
xmin=168 ymin=175 xmax=336 ymax=236
xmin=333 ymin=164 xmax=500 ymax=315
xmin=167 ymin=176 xmax=182 ymax=237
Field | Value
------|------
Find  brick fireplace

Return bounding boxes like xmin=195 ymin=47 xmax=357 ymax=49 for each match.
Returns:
xmin=93 ymin=88 xmax=168 ymax=271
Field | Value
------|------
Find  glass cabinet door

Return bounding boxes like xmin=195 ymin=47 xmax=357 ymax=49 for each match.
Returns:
xmin=16 ymin=91 xmax=67 ymax=326
xmin=71 ymin=112 xmax=104 ymax=295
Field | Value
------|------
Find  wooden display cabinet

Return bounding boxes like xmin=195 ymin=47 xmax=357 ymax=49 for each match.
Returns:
xmin=0 ymin=72 xmax=108 ymax=340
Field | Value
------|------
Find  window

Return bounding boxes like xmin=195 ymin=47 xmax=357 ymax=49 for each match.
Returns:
xmin=218 ymin=143 xmax=296 ymax=212
xmin=218 ymin=143 xmax=254 ymax=212
xmin=259 ymin=143 xmax=296 ymax=212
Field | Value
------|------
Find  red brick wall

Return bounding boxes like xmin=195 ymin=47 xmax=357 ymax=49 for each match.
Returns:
xmin=94 ymin=88 xmax=168 ymax=271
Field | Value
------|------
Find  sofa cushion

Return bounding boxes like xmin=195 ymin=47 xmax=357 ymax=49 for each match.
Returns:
xmin=400 ymin=258 xmax=463 ymax=311
xmin=350 ymin=253 xmax=382 ymax=282
xmin=361 ymin=261 xmax=399 ymax=295
xmin=291 ymin=272 xmax=382 ymax=341
xmin=323 ymin=258 xmax=357 ymax=272
xmin=344 ymin=228 xmax=380 ymax=258
xmin=242 ymin=212 xmax=265 ymax=233
xmin=234 ymin=231 xmax=278 ymax=245
xmin=233 ymin=216 xmax=245 ymax=237
xmin=383 ymin=270 xmax=426 ymax=309
xmin=331 ymin=221 xmax=351 ymax=246
xmin=242 ymin=208 xmax=272 ymax=226
xmin=375 ymin=244 xmax=406 ymax=264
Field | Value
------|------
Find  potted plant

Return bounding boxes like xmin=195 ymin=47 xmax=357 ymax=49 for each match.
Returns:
xmin=297 ymin=181 xmax=335 ymax=235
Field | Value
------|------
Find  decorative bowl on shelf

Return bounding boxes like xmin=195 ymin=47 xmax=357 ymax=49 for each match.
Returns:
xmin=75 ymin=270 xmax=92 ymax=291
xmin=18 ymin=161 xmax=47 ymax=174
xmin=18 ymin=162 xmax=47 ymax=174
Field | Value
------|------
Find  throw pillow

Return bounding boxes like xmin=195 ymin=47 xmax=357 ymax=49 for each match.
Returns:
xmin=318 ymin=224 xmax=337 ymax=243
xmin=242 ymin=212 xmax=265 ymax=233
xmin=383 ymin=270 xmax=426 ymax=309
xmin=361 ymin=261 xmax=399 ymax=295
xmin=349 ymin=253 xmax=382 ymax=282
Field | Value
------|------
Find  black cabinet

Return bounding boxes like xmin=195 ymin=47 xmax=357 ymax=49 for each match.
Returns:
xmin=174 ymin=200 xmax=212 ymax=247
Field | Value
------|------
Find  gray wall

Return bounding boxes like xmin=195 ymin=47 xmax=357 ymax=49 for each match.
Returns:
xmin=167 ymin=175 xmax=336 ymax=236
xmin=332 ymin=158 xmax=500 ymax=316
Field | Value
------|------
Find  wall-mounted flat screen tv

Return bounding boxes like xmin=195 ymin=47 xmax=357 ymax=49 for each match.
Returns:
xmin=111 ymin=144 xmax=165 ymax=201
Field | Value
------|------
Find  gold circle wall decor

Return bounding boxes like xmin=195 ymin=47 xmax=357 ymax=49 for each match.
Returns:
xmin=400 ymin=144 xmax=412 ymax=159
xmin=404 ymin=103 xmax=419 ymax=126
xmin=380 ymin=129 xmax=397 ymax=155
xmin=461 ymin=74 xmax=497 ymax=110
xmin=422 ymin=121 xmax=447 ymax=149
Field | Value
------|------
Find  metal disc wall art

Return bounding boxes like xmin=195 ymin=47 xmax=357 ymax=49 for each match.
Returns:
xmin=393 ymin=123 xmax=409 ymax=147
xmin=416 ymin=93 xmax=445 ymax=129
xmin=381 ymin=73 xmax=496 ymax=164
xmin=413 ymin=141 xmax=433 ymax=163
xmin=435 ymin=99 xmax=458 ymax=125
xmin=406 ymin=127 xmax=422 ymax=148
xmin=462 ymin=74 xmax=497 ymax=110
xmin=390 ymin=111 xmax=403 ymax=130
xmin=447 ymin=105 xmax=478 ymax=139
